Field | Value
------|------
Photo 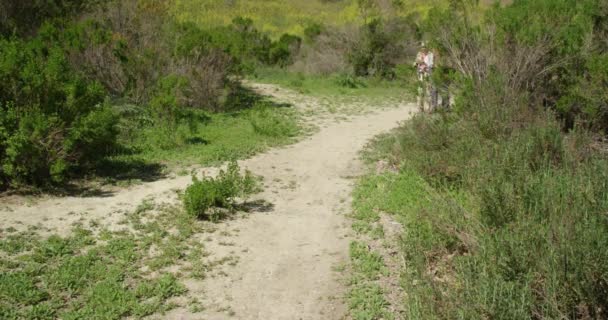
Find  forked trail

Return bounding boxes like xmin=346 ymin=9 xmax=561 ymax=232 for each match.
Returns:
xmin=0 ymin=84 xmax=415 ymax=319
xmin=174 ymin=86 xmax=415 ymax=319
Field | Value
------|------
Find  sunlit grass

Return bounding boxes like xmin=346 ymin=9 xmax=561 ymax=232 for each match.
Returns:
xmin=253 ymin=68 xmax=408 ymax=100
xmin=169 ymin=0 xmax=457 ymax=38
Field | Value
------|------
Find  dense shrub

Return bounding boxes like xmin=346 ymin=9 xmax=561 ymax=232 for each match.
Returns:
xmin=560 ymin=54 xmax=608 ymax=131
xmin=0 ymin=0 xmax=308 ymax=190
xmin=191 ymin=17 xmax=302 ymax=70
xmin=0 ymin=0 xmax=101 ymax=36
xmin=426 ymin=0 xmax=608 ymax=131
xmin=68 ymin=0 xmax=237 ymax=109
xmin=303 ymin=23 xmax=324 ymax=43
xmin=269 ymin=34 xmax=302 ymax=67
xmin=0 ymin=36 xmax=117 ymax=187
xmin=290 ymin=25 xmax=357 ymax=75
xmin=183 ymin=161 xmax=259 ymax=220
xmin=360 ymin=0 xmax=608 ymax=318
xmin=384 ymin=110 xmax=608 ymax=319
xmin=349 ymin=17 xmax=418 ymax=78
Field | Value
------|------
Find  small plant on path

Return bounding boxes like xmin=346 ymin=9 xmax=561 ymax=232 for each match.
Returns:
xmin=183 ymin=161 xmax=260 ymax=220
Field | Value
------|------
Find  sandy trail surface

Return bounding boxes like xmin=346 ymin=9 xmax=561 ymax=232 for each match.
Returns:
xmin=0 ymin=84 xmax=414 ymax=319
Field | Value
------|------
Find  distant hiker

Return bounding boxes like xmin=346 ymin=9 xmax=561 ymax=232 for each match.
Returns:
xmin=414 ymin=42 xmax=435 ymax=112
xmin=414 ymin=43 xmax=429 ymax=81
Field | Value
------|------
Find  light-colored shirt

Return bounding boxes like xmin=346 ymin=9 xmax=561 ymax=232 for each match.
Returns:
xmin=424 ymin=52 xmax=434 ymax=69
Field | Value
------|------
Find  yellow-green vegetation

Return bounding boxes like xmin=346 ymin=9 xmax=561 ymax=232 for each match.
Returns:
xmin=170 ymin=0 xmax=451 ymax=37
xmin=170 ymin=0 xmax=510 ymax=38
xmin=171 ymin=0 xmax=358 ymax=37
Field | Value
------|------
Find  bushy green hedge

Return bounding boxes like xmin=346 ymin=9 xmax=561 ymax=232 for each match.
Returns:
xmin=0 ymin=36 xmax=117 ymax=188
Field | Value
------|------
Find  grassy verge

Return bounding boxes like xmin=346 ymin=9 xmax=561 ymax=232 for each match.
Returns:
xmin=91 ymin=93 xmax=301 ymax=188
xmin=0 ymin=181 xmax=260 ymax=319
xmin=348 ymin=240 xmax=391 ymax=320
xmin=119 ymin=107 xmax=298 ymax=166
xmin=350 ymin=111 xmax=608 ymax=319
xmin=0 ymin=202 xmax=192 ymax=319
xmin=348 ymin=170 xmax=433 ymax=320
xmin=252 ymin=68 xmax=410 ymax=102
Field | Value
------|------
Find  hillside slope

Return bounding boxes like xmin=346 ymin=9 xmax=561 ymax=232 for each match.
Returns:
xmin=170 ymin=0 xmax=449 ymax=37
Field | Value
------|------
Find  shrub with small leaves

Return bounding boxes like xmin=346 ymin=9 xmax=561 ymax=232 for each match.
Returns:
xmin=183 ymin=161 xmax=260 ymax=220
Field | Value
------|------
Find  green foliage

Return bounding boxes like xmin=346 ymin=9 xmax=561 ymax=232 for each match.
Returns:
xmin=335 ymin=73 xmax=367 ymax=89
xmin=0 ymin=0 xmax=310 ymax=189
xmin=348 ymin=1 xmax=608 ymax=316
xmin=349 ymin=19 xmax=393 ymax=78
xmin=149 ymin=75 xmax=190 ymax=128
xmin=109 ymin=98 xmax=301 ymax=172
xmin=349 ymin=17 xmax=418 ymax=78
xmin=348 ymin=284 xmax=392 ymax=320
xmin=183 ymin=161 xmax=260 ymax=220
xmin=303 ymin=23 xmax=324 ymax=43
xmin=182 ymin=17 xmax=302 ymax=69
xmin=347 ymin=240 xmax=392 ymax=320
xmin=426 ymin=0 xmax=608 ymax=131
xmin=360 ymin=107 xmax=608 ymax=319
xmin=560 ymin=53 xmax=608 ymax=131
xmin=0 ymin=203 xmax=208 ymax=319
xmin=248 ymin=102 xmax=300 ymax=138
xmin=0 ymin=0 xmax=101 ymax=36
xmin=349 ymin=242 xmax=386 ymax=279
xmin=269 ymin=34 xmax=302 ymax=66
xmin=0 ymin=35 xmax=117 ymax=188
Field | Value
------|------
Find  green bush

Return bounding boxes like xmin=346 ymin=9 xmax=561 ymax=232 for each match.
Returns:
xmin=269 ymin=34 xmax=302 ymax=66
xmin=348 ymin=17 xmax=417 ymax=79
xmin=425 ymin=0 xmax=608 ymax=132
xmin=248 ymin=102 xmax=299 ymax=138
xmin=183 ymin=161 xmax=259 ymax=220
xmin=559 ymin=53 xmax=608 ymax=131
xmin=149 ymin=75 xmax=189 ymax=127
xmin=0 ymin=36 xmax=117 ymax=188
xmin=197 ymin=17 xmax=301 ymax=69
xmin=303 ymin=23 xmax=324 ymax=43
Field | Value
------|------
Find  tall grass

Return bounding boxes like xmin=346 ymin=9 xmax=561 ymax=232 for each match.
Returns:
xmin=358 ymin=110 xmax=608 ymax=319
xmin=352 ymin=1 xmax=608 ymax=316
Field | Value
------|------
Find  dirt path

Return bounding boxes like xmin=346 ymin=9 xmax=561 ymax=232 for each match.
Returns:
xmin=0 ymin=85 xmax=415 ymax=319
